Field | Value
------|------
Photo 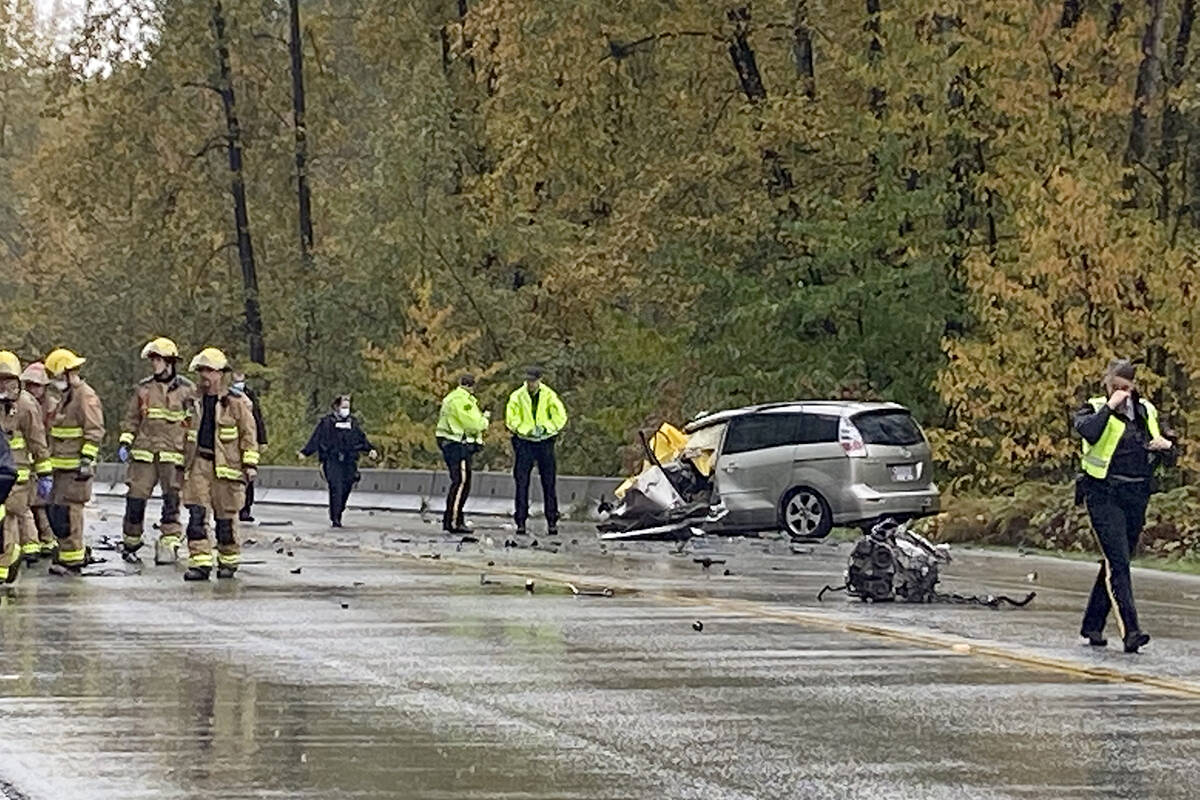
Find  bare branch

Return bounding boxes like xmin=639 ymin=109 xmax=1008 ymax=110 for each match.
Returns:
xmin=601 ymin=30 xmax=725 ymax=62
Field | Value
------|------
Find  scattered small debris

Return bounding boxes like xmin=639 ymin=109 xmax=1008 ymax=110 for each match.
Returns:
xmin=571 ymin=539 xmax=579 ymax=546
xmin=244 ymin=538 xmax=258 ymax=547
xmin=480 ymin=574 xmax=500 ymax=586
xmin=504 ymin=538 xmax=518 ymax=549
xmin=286 ymin=550 xmax=295 ymax=558
xmin=693 ymin=557 xmax=726 ymax=570
xmin=272 ymin=537 xmax=284 ymax=545
xmin=392 ymin=537 xmax=412 ymax=544
xmin=275 ymin=548 xmax=284 ymax=555
xmin=353 ymin=581 xmax=365 ymax=587
xmin=1026 ymin=572 xmax=1038 ymax=583
xmin=460 ymin=535 xmax=478 ymax=544
xmin=530 ymin=539 xmax=539 ymax=548
xmin=419 ymin=553 xmax=442 ymax=560
xmin=487 ymin=560 xmax=495 ymax=567
xmin=692 ymin=620 xmax=704 ymax=632
xmin=290 ymin=567 xmax=302 ymax=575
xmin=723 ymin=568 xmax=732 ymax=576
xmin=525 ymin=579 xmax=535 ymax=593
xmin=340 ymin=603 xmax=349 ymax=610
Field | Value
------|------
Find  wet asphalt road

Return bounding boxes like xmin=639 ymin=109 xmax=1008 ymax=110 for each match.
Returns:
xmin=1 ymin=499 xmax=1200 ymax=799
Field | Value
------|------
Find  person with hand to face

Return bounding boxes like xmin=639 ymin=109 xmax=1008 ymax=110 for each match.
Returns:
xmin=1073 ymin=358 xmax=1175 ymax=654
xmin=299 ymin=395 xmax=377 ymax=528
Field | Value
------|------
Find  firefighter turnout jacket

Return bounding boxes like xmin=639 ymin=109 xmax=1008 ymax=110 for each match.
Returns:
xmin=185 ymin=388 xmax=260 ymax=482
xmin=2 ymin=391 xmax=51 ymax=485
xmin=119 ymin=374 xmax=196 ymax=467
xmin=49 ymin=381 xmax=105 ymax=473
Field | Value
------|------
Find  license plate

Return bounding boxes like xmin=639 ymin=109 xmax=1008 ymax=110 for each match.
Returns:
xmin=890 ymin=464 xmax=917 ymax=482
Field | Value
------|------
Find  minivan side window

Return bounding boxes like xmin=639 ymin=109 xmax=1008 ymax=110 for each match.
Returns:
xmin=800 ymin=414 xmax=840 ymax=444
xmin=722 ymin=413 xmax=804 ymax=454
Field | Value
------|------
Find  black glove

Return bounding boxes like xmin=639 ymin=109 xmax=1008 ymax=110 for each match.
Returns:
xmin=76 ymin=460 xmax=95 ymax=481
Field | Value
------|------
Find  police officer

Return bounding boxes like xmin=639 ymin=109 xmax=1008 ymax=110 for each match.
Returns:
xmin=1074 ymin=359 xmax=1173 ymax=653
xmin=436 ymin=374 xmax=490 ymax=533
xmin=299 ymin=395 xmax=377 ymax=528
xmin=505 ymin=367 xmax=568 ymax=537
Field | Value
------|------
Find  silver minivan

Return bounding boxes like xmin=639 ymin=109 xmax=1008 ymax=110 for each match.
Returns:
xmin=600 ymin=401 xmax=940 ymax=541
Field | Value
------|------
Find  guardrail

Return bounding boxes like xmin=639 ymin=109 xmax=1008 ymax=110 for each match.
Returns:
xmin=93 ymin=463 xmax=618 ymax=519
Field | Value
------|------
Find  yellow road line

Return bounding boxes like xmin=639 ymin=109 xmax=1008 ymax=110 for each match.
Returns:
xmin=351 ymin=543 xmax=1200 ymax=700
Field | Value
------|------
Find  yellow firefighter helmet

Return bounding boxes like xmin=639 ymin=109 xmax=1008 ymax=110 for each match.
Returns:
xmin=0 ymin=351 xmax=20 ymax=379
xmin=141 ymin=337 xmax=180 ymax=360
xmin=45 ymin=348 xmax=87 ymax=376
xmin=20 ymin=362 xmax=49 ymax=386
xmin=189 ymin=347 xmax=229 ymax=372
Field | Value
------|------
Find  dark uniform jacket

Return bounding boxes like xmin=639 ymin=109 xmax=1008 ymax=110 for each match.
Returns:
xmin=301 ymin=413 xmax=374 ymax=464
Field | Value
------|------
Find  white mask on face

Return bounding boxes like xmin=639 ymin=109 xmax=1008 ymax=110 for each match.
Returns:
xmin=53 ymin=379 xmax=68 ymax=392
xmin=337 ymin=406 xmax=350 ymax=419
xmin=232 ymin=381 xmax=246 ymax=391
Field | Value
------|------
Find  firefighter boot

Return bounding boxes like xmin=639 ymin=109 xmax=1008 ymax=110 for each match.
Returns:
xmin=155 ymin=536 xmax=179 ymax=566
xmin=183 ymin=566 xmax=211 ymax=582
xmin=121 ymin=496 xmax=147 ymax=564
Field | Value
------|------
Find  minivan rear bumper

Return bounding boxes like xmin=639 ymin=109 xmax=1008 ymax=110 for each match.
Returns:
xmin=832 ymin=483 xmax=941 ymax=525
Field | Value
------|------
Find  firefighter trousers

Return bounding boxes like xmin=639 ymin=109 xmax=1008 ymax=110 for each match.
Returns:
xmin=182 ymin=458 xmax=245 ymax=572
xmin=4 ymin=481 xmax=39 ymax=559
xmin=123 ymin=460 xmax=184 ymax=552
xmin=439 ymin=439 xmax=476 ymax=530
xmin=1081 ymin=478 xmax=1150 ymax=639
xmin=50 ymin=472 xmax=92 ymax=568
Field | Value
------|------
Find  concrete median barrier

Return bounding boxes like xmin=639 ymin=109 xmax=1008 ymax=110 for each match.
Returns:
xmin=93 ymin=462 xmax=617 ymax=520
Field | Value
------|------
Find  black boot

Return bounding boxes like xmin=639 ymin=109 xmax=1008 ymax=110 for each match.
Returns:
xmin=1081 ymin=630 xmax=1108 ymax=647
xmin=1123 ymin=631 xmax=1151 ymax=653
xmin=183 ymin=567 xmax=211 ymax=582
xmin=216 ymin=566 xmax=237 ymax=579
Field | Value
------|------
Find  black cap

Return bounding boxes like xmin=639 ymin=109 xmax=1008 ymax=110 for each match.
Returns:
xmin=525 ymin=366 xmax=543 ymax=380
xmin=459 ymin=373 xmax=476 ymax=387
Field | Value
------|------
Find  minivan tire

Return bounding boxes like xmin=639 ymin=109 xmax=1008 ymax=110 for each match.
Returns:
xmin=780 ymin=487 xmax=833 ymax=540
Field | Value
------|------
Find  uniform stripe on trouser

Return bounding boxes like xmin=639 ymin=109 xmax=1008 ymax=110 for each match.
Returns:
xmin=189 ymin=552 xmax=214 ymax=568
xmin=451 ymin=460 xmax=468 ymax=527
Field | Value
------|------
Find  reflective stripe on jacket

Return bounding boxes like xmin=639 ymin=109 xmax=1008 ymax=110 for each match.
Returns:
xmin=184 ymin=389 xmax=259 ymax=482
xmin=1080 ymin=396 xmax=1161 ymax=479
xmin=0 ymin=392 xmax=51 ymax=483
xmin=505 ymin=384 xmax=567 ymax=441
xmin=49 ymin=381 xmax=105 ymax=472
xmin=436 ymin=386 xmax=488 ymax=444
xmin=119 ymin=375 xmax=196 ymax=465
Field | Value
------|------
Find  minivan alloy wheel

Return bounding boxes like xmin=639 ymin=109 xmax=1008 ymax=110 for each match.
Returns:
xmin=782 ymin=488 xmax=832 ymax=540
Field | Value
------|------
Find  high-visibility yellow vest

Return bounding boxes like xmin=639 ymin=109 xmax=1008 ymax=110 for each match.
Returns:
xmin=435 ymin=386 xmax=488 ymax=444
xmin=1081 ymin=396 xmax=1161 ymax=479
xmin=505 ymin=384 xmax=567 ymax=441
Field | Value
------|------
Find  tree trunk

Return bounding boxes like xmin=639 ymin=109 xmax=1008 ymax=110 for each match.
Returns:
xmin=793 ymin=0 xmax=815 ymax=99
xmin=289 ymin=0 xmax=319 ymax=411
xmin=212 ymin=1 xmax=265 ymax=365
xmin=1061 ymin=0 xmax=1084 ymax=29
xmin=1125 ymin=0 xmax=1165 ymax=204
xmin=1160 ymin=0 xmax=1194 ymax=222
xmin=866 ymin=0 xmax=884 ymax=118
xmin=727 ymin=6 xmax=766 ymax=102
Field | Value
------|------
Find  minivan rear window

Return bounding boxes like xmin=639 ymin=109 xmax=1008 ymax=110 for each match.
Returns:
xmin=853 ymin=411 xmax=924 ymax=446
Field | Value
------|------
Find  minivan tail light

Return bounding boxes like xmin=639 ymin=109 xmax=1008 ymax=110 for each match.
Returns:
xmin=839 ymin=417 xmax=867 ymax=458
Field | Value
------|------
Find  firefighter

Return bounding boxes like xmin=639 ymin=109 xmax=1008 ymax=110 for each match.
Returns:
xmin=21 ymin=362 xmax=58 ymax=558
xmin=299 ymin=395 xmax=377 ymax=528
xmin=180 ymin=348 xmax=259 ymax=581
xmin=231 ymin=369 xmax=267 ymax=523
xmin=0 ymin=431 xmax=16 ymax=580
xmin=505 ymin=367 xmax=568 ymax=537
xmin=0 ymin=352 xmax=51 ymax=574
xmin=436 ymin=374 xmax=490 ymax=533
xmin=44 ymin=348 xmax=105 ymax=576
xmin=117 ymin=338 xmax=196 ymax=566
xmin=1074 ymin=358 xmax=1174 ymax=654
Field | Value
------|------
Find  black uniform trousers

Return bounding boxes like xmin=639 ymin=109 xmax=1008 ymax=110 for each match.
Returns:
xmin=512 ymin=436 xmax=558 ymax=530
xmin=1081 ymin=478 xmax=1151 ymax=639
xmin=322 ymin=457 xmax=359 ymax=525
xmin=240 ymin=480 xmax=255 ymax=519
xmin=439 ymin=439 xmax=476 ymax=530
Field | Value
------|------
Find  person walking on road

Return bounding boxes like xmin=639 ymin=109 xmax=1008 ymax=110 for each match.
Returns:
xmin=505 ymin=367 xmax=567 ymax=537
xmin=117 ymin=338 xmax=195 ymax=566
xmin=436 ymin=374 xmax=490 ymax=533
xmin=181 ymin=348 xmax=260 ymax=581
xmin=44 ymin=348 xmax=105 ymax=576
xmin=299 ymin=395 xmax=377 ymax=528
xmin=1074 ymin=358 xmax=1174 ymax=654
xmin=231 ymin=370 xmax=268 ymax=523
xmin=20 ymin=362 xmax=59 ymax=559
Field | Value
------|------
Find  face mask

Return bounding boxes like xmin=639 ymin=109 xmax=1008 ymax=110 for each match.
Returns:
xmin=53 ymin=379 xmax=68 ymax=392
xmin=337 ymin=406 xmax=350 ymax=419
xmin=232 ymin=381 xmax=246 ymax=391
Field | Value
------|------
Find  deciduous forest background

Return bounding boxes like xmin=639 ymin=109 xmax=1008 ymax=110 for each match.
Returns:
xmin=4 ymin=0 xmax=1200 ymax=490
